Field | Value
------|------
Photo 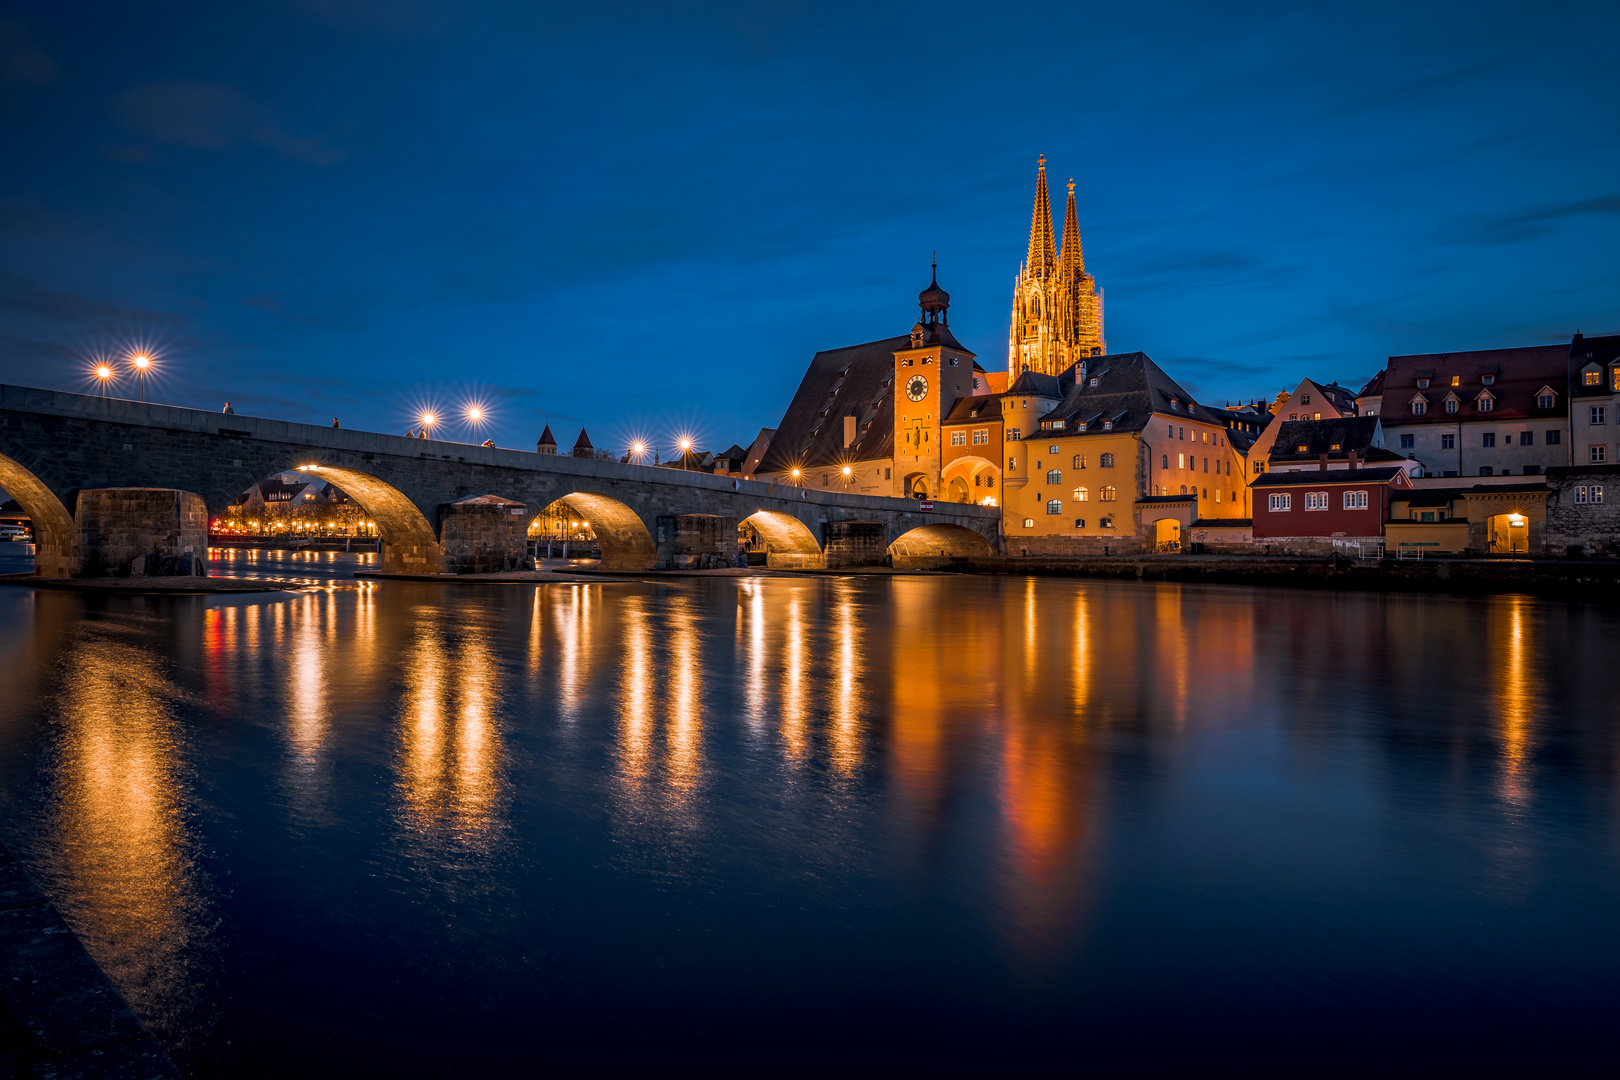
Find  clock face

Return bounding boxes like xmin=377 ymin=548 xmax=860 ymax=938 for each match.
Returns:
xmin=905 ymin=375 xmax=929 ymax=401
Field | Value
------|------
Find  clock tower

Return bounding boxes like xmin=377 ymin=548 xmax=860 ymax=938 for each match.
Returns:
xmin=892 ymin=262 xmax=976 ymax=499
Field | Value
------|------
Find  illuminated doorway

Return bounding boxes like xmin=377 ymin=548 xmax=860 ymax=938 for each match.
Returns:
xmin=1152 ymin=517 xmax=1181 ymax=553
xmin=905 ymin=474 xmax=930 ymax=499
xmin=1487 ymin=512 xmax=1529 ymax=555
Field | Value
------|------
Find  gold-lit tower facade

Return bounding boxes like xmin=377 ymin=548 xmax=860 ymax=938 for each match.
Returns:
xmin=1008 ymin=156 xmax=1105 ymax=379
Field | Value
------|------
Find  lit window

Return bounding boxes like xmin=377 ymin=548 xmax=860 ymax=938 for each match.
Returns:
xmin=1046 ymin=500 xmax=1062 ymax=515
xmin=1099 ymin=486 xmax=1117 ymax=502
xmin=1099 ymin=516 xmax=1113 ymax=528
xmin=1613 ymin=369 xmax=1620 ymax=391
xmin=1073 ymin=454 xmax=1086 ymax=468
xmin=1074 ymin=518 xmax=1086 ymax=529
xmin=1343 ymin=490 xmax=1368 ymax=509
xmin=1596 ymin=486 xmax=1605 ymax=504
xmin=1046 ymin=470 xmax=1062 ymax=484
xmin=1585 ymin=370 xmax=1602 ymax=386
xmin=1073 ymin=487 xmax=1089 ymax=502
xmin=1022 ymin=518 xmax=1035 ymax=529
xmin=1179 ymin=453 xmax=1187 ymax=469
xmin=1451 ymin=375 xmax=1460 ymax=386
xmin=1575 ymin=485 xmax=1589 ymax=504
xmin=1269 ymin=493 xmax=1291 ymax=511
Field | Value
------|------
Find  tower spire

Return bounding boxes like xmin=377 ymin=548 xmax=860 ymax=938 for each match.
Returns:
xmin=1025 ymin=155 xmax=1056 ymax=279
xmin=1059 ymin=179 xmax=1085 ymax=280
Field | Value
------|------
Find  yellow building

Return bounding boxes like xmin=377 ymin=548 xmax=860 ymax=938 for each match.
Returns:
xmin=1008 ymin=156 xmax=1105 ymax=380
xmin=1000 ymin=352 xmax=1249 ymax=554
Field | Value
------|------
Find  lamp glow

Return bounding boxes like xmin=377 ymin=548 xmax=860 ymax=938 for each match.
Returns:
xmin=129 ymin=353 xmax=154 ymax=402
xmin=93 ymin=364 xmax=114 ymax=396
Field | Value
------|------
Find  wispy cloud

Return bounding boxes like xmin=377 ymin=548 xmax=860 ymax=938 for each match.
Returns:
xmin=1439 ymin=193 xmax=1620 ymax=246
xmin=115 ymin=80 xmax=347 ymax=165
xmin=0 ymin=273 xmax=185 ymax=331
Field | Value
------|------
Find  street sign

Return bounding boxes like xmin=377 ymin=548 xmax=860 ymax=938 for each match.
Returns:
xmin=918 ymin=501 xmax=934 ymax=512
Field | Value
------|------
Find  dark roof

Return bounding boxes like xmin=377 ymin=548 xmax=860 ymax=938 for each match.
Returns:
xmin=1251 ymin=466 xmax=1407 ymax=488
xmin=1461 ymin=482 xmax=1549 ymax=496
xmin=537 ymin=424 xmax=556 ymax=446
xmin=1383 ymin=343 xmax=1569 ymax=423
xmin=943 ymin=394 xmax=1003 ymax=424
xmin=1357 ymin=369 xmax=1386 ymax=399
xmin=1024 ymin=351 xmax=1214 ymax=438
xmin=1191 ymin=517 xmax=1252 ymax=527
xmin=1267 ymin=416 xmax=1382 ymax=461
xmin=716 ymin=443 xmax=749 ymax=461
xmin=1307 ymin=379 xmax=1358 ymax=414
xmin=1006 ymin=369 xmax=1069 ymax=400
xmin=1548 ymin=461 xmax=1620 ymax=478
xmin=1397 ymin=489 xmax=1466 ymax=507
xmin=756 ymin=336 xmax=907 ymax=474
xmin=573 ymin=427 xmax=594 ymax=450
xmin=1135 ymin=494 xmax=1195 ymax=505
xmin=1569 ymin=333 xmax=1620 ymax=399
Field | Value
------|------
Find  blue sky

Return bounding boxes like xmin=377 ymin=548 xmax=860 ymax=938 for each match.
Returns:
xmin=1 ymin=0 xmax=1616 ymax=455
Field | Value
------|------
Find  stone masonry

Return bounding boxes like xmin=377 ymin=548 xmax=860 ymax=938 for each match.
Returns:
xmin=440 ymin=495 xmax=529 ymax=574
xmin=76 ymin=488 xmax=208 ymax=577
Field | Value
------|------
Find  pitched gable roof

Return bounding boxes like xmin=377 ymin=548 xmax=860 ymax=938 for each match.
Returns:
xmin=1035 ymin=352 xmax=1214 ymax=437
xmin=756 ymin=336 xmax=906 ymax=475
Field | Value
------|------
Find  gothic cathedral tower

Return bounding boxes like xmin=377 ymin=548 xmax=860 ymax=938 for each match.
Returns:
xmin=1008 ymin=156 xmax=1105 ymax=379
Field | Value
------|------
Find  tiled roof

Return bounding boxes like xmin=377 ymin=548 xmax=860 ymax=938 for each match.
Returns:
xmin=1026 ymin=351 xmax=1213 ymax=438
xmin=1251 ymin=466 xmax=1407 ymax=488
xmin=1268 ymin=417 xmax=1382 ymax=461
xmin=943 ymin=394 xmax=1003 ymax=424
xmin=756 ymin=336 xmax=908 ymax=474
xmin=1569 ymin=333 xmax=1620 ymax=399
xmin=1357 ymin=369 xmax=1386 ymax=399
xmin=1382 ymin=343 xmax=1569 ymax=423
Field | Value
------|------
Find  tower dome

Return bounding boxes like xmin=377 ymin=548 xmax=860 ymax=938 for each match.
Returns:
xmin=918 ymin=259 xmax=949 ymax=324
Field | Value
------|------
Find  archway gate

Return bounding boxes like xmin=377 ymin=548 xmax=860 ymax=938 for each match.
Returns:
xmin=0 ymin=384 xmax=1000 ymax=576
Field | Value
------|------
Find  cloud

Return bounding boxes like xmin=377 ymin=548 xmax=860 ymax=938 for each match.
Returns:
xmin=0 ymin=18 xmax=57 ymax=88
xmin=0 ymin=273 xmax=186 ymax=332
xmin=1439 ymin=193 xmax=1620 ymax=246
xmin=115 ymin=80 xmax=346 ymax=165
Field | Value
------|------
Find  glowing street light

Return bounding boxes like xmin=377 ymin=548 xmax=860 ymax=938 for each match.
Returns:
xmin=841 ymin=465 xmax=853 ymax=484
xmin=631 ymin=441 xmax=647 ymax=463
xmin=790 ymin=467 xmax=802 ymax=483
xmin=130 ymin=353 xmax=153 ymax=402
xmin=466 ymin=405 xmax=484 ymax=444
xmin=93 ymin=364 xmax=114 ymax=397
xmin=419 ymin=411 xmax=436 ymax=438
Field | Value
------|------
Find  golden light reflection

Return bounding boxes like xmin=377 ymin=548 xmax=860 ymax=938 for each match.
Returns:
xmin=829 ymin=579 xmax=862 ymax=776
xmin=1491 ymin=594 xmax=1539 ymax=808
xmin=619 ymin=598 xmax=653 ymax=786
xmin=665 ymin=599 xmax=703 ymax=794
xmin=781 ymin=587 xmax=809 ymax=760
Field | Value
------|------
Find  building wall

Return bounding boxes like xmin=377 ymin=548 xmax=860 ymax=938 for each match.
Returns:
xmin=940 ymin=418 xmax=1002 ymax=504
xmin=1002 ymin=431 xmax=1140 ymax=545
xmin=1571 ymin=395 xmax=1618 ymax=468
xmin=1253 ymin=480 xmax=1391 ymax=539
xmin=1546 ymin=467 xmax=1620 ymax=556
xmin=1380 ymin=418 xmax=1568 ymax=478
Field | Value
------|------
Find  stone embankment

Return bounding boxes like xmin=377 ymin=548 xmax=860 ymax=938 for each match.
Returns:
xmin=0 ymin=843 xmax=183 ymax=1078
xmin=923 ymin=554 xmax=1620 ymax=598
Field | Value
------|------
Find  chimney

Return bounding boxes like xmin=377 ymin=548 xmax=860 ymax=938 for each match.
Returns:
xmin=1348 ymin=449 xmax=1358 ymax=470
xmin=1319 ymin=452 xmax=1329 ymax=472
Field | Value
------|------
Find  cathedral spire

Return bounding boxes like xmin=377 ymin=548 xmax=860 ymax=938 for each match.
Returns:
xmin=1025 ymin=155 xmax=1056 ymax=279
xmin=1059 ymin=179 xmax=1085 ymax=280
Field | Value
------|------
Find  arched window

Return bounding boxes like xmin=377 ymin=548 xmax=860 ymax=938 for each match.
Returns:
xmin=1073 ymin=487 xmax=1089 ymax=502
xmin=1046 ymin=470 xmax=1062 ymax=484
xmin=1100 ymin=453 xmax=1115 ymax=468
xmin=1099 ymin=486 xmax=1117 ymax=502
xmin=1161 ymin=453 xmax=1169 ymax=469
xmin=1180 ymin=485 xmax=1188 ymax=495
xmin=1046 ymin=500 xmax=1062 ymax=515
xmin=1073 ymin=454 xmax=1086 ymax=469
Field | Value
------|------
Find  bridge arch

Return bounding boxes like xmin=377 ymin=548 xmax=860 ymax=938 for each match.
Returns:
xmin=741 ymin=510 xmax=821 ymax=557
xmin=225 ymin=463 xmax=443 ymax=574
xmin=0 ymin=449 xmax=77 ymax=577
xmin=535 ymin=492 xmax=656 ymax=571
xmin=888 ymin=522 xmax=995 ymax=562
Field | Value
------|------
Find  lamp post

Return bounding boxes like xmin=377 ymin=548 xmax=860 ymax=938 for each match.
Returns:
xmin=841 ymin=465 xmax=853 ymax=486
xmin=130 ymin=354 xmax=152 ymax=402
xmin=467 ymin=406 xmax=483 ymax=444
xmin=631 ymin=441 xmax=647 ymax=464
xmin=94 ymin=365 xmax=113 ymax=397
xmin=679 ymin=437 xmax=693 ymax=471
xmin=419 ymin=411 xmax=436 ymax=439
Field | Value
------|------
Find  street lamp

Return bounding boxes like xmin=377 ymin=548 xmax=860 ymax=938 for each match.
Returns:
xmin=130 ymin=354 xmax=153 ymax=402
xmin=93 ymin=364 xmax=114 ymax=397
xmin=419 ymin=411 xmax=436 ymax=438
xmin=841 ymin=465 xmax=853 ymax=485
xmin=679 ymin=437 xmax=693 ymax=470
xmin=466 ymin=405 xmax=484 ymax=444
xmin=790 ymin=467 xmax=802 ymax=484
xmin=631 ymin=441 xmax=647 ymax=463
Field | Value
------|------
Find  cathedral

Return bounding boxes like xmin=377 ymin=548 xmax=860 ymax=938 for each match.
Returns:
xmin=1008 ymin=156 xmax=1105 ymax=379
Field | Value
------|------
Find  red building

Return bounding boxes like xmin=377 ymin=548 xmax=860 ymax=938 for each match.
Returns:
xmin=1251 ymin=465 xmax=1410 ymax=554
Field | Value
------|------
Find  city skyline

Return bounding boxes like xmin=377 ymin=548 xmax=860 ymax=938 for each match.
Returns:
xmin=1 ymin=1 xmax=1616 ymax=452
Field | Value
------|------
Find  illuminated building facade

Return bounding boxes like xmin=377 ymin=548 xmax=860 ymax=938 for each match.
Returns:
xmin=1008 ymin=156 xmax=1105 ymax=380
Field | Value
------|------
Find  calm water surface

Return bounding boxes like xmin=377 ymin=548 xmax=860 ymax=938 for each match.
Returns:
xmin=1 ymin=553 xmax=1618 ymax=1071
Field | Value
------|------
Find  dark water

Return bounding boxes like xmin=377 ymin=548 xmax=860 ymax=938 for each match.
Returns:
xmin=1 ymin=556 xmax=1618 ymax=1072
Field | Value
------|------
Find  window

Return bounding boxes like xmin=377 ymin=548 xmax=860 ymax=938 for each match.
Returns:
xmin=1575 ymin=485 xmax=1589 ymax=504
xmin=1483 ymin=432 xmax=1495 ymax=447
xmin=1479 ymin=396 xmax=1494 ymax=412
xmin=1099 ymin=486 xmax=1117 ymax=502
xmin=1480 ymin=466 xmax=1493 ymax=476
xmin=1203 ymin=457 xmax=1209 ymax=473
xmin=1412 ymin=401 xmax=1427 ymax=416
xmin=1022 ymin=518 xmax=1035 ymax=529
xmin=1613 ymin=369 xmax=1620 ymax=391
xmin=1099 ymin=516 xmax=1113 ymax=528
xmin=1400 ymin=434 xmax=1415 ymax=449
xmin=1073 ymin=454 xmax=1086 ymax=468
xmin=1539 ymin=393 xmax=1555 ymax=409
xmin=1167 ymin=423 xmax=1175 ymax=437
xmin=1596 ymin=486 xmax=1606 ymax=504
xmin=1073 ymin=487 xmax=1089 ymax=502
xmin=885 ymin=468 xmax=891 ymax=479
xmin=1343 ymin=490 xmax=1368 ymax=509
xmin=1591 ymin=445 xmax=1606 ymax=463
xmin=1305 ymin=492 xmax=1327 ymax=510
xmin=1300 ymin=394 xmax=1311 ymax=404
xmin=1593 ymin=406 xmax=1607 ymax=425
xmin=1419 ymin=511 xmax=1435 ymax=523
xmin=1179 ymin=453 xmax=1187 ymax=469
xmin=1482 ymin=374 xmax=1495 ymax=386
xmin=1100 ymin=453 xmax=1115 ymax=468
xmin=1180 ymin=484 xmax=1188 ymax=495
xmin=1161 ymin=453 xmax=1169 ymax=469
xmin=1074 ymin=518 xmax=1086 ymax=529
xmin=1048 ymin=445 xmax=1060 ymax=454
xmin=1451 ymin=375 xmax=1460 ymax=387
xmin=948 ymin=358 xmax=958 ymax=366
xmin=1046 ymin=470 xmax=1062 ymax=484
xmin=1520 ymin=431 xmax=1533 ymax=446
xmin=1269 ymin=493 xmax=1291 ymax=511
xmin=1585 ymin=370 xmax=1602 ymax=386
xmin=1178 ymin=427 xmax=1185 ymax=440
xmin=1046 ymin=500 xmax=1062 ymax=515
xmin=950 ymin=430 xmax=966 ymax=446
xmin=1417 ymin=378 xmax=1430 ymax=389
xmin=1007 ymin=428 xmax=1021 ymax=440
xmin=1547 ymin=430 xmax=1561 ymax=445
xmin=1295 ymin=444 xmax=1308 ymax=453
xmin=1254 ymin=461 xmax=1267 ymax=474
xmin=1008 ymin=457 xmax=1016 ymax=470
xmin=1441 ymin=434 xmax=1455 ymax=449
xmin=972 ymin=429 xmax=988 ymax=445
xmin=1445 ymin=399 xmax=1459 ymax=415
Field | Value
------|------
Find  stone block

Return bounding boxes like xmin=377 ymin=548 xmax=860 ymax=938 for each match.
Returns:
xmin=823 ymin=521 xmax=888 ymax=568
xmin=656 ymin=513 xmax=734 ymax=570
xmin=75 ymin=488 xmax=208 ymax=578
xmin=439 ymin=495 xmax=528 ymax=574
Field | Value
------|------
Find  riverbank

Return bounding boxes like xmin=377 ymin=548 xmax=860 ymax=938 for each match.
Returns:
xmin=0 ymin=573 xmax=294 ymax=594
xmin=0 ymin=843 xmax=183 ymax=1077
xmin=924 ymin=553 xmax=1620 ymax=598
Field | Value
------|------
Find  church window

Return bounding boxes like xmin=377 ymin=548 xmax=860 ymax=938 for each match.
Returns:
xmin=1046 ymin=500 xmax=1062 ymax=515
xmin=1073 ymin=454 xmax=1086 ymax=469
xmin=1046 ymin=470 xmax=1062 ymax=484
xmin=1100 ymin=453 xmax=1115 ymax=468
xmin=1073 ymin=487 xmax=1089 ymax=502
xmin=1099 ymin=486 xmax=1117 ymax=502
xmin=951 ymin=430 xmax=966 ymax=446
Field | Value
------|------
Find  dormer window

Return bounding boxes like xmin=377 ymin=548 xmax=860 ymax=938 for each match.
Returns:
xmin=1612 ymin=367 xmax=1620 ymax=392
xmin=1089 ymin=377 xmax=1098 ymax=387
xmin=1481 ymin=374 xmax=1495 ymax=386
xmin=1411 ymin=397 xmax=1428 ymax=416
xmin=1537 ymin=387 xmax=1557 ymax=409
xmin=1444 ymin=398 xmax=1459 ymax=415
xmin=1295 ymin=444 xmax=1308 ymax=452
xmin=1330 ymin=443 xmax=1342 ymax=451
xmin=1583 ymin=365 xmax=1602 ymax=386
xmin=1451 ymin=375 xmax=1461 ymax=386
xmin=1102 ymin=420 xmax=1113 ymax=431
xmin=1417 ymin=378 xmax=1430 ymax=389
xmin=1477 ymin=391 xmax=1495 ymax=413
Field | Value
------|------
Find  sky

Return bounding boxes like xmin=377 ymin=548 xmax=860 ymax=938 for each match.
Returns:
xmin=1 ymin=0 xmax=1617 ymax=456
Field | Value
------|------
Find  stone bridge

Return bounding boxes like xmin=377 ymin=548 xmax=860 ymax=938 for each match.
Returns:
xmin=0 ymin=384 xmax=1001 ymax=577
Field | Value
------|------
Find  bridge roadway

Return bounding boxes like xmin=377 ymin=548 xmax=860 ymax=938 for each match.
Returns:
xmin=0 ymin=384 xmax=1000 ymax=577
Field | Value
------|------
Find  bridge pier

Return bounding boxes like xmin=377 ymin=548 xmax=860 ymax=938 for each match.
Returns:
xmin=656 ymin=513 xmax=738 ymax=570
xmin=440 ymin=495 xmax=529 ymax=574
xmin=76 ymin=488 xmax=208 ymax=578
xmin=823 ymin=521 xmax=889 ymax=569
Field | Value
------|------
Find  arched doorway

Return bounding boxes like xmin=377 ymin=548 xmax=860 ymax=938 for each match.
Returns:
xmin=1152 ymin=518 xmax=1181 ymax=553
xmin=0 ymin=449 xmax=77 ymax=577
xmin=947 ymin=476 xmax=971 ymax=503
xmin=904 ymin=473 xmax=929 ymax=499
xmin=532 ymin=492 xmax=656 ymax=571
xmin=1487 ymin=512 xmax=1529 ymax=555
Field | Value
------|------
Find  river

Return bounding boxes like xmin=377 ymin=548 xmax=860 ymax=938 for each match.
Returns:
xmin=1 ymin=552 xmax=1617 ymax=1072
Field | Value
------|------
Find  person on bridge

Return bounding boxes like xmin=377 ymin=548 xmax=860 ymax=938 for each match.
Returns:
xmin=223 ymin=402 xmax=235 ymax=414
xmin=406 ymin=427 xmax=417 ymax=438
xmin=332 ymin=417 xmax=340 ymax=428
